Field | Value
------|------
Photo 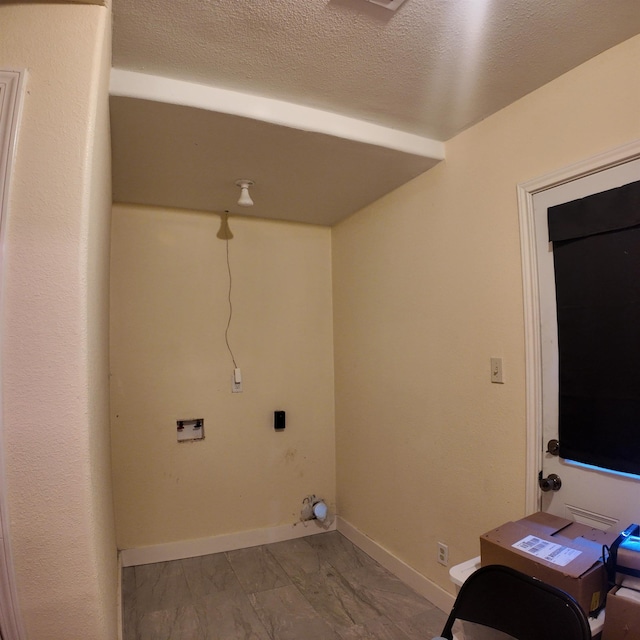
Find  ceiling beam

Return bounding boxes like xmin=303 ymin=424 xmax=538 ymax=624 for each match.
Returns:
xmin=110 ymin=68 xmax=445 ymax=161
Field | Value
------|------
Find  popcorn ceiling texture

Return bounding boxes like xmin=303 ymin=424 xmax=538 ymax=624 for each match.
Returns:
xmin=112 ymin=0 xmax=640 ymax=140
xmin=109 ymin=1 xmax=640 ymax=226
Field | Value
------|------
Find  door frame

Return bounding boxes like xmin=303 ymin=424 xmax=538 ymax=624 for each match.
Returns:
xmin=0 ymin=68 xmax=27 ymax=640
xmin=517 ymin=139 xmax=640 ymax=516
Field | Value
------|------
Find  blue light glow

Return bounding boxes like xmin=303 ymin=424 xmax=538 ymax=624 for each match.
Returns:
xmin=565 ymin=459 xmax=640 ymax=482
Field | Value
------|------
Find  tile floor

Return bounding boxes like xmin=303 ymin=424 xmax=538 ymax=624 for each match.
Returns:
xmin=122 ymin=531 xmax=449 ymax=640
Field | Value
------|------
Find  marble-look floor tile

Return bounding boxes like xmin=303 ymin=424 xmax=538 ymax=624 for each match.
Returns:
xmin=336 ymin=616 xmax=413 ymax=640
xmin=122 ymin=567 xmax=138 ymax=640
xmin=265 ymin=537 xmax=321 ymax=579
xmin=394 ymin=606 xmax=449 ymax=640
xmin=122 ymin=532 xmax=450 ymax=640
xmin=136 ymin=604 xmax=204 ymax=640
xmin=226 ymin=545 xmax=291 ymax=594
xmin=195 ymin=586 xmax=271 ymax=640
xmin=181 ymin=552 xmax=242 ymax=597
xmin=134 ymin=560 xmax=193 ymax=613
xmin=290 ymin=561 xmax=381 ymax=630
xmin=250 ymin=584 xmax=342 ymax=640
xmin=306 ymin=531 xmax=377 ymax=573
xmin=342 ymin=562 xmax=435 ymax=621
xmin=123 ymin=566 xmax=137 ymax=600
xmin=123 ymin=603 xmax=139 ymax=640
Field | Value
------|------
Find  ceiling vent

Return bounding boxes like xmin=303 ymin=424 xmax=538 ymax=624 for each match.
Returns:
xmin=364 ymin=0 xmax=408 ymax=10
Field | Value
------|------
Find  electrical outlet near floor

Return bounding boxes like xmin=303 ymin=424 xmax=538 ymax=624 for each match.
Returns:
xmin=437 ymin=542 xmax=449 ymax=566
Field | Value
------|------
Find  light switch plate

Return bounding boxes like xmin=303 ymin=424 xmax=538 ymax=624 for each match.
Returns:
xmin=491 ymin=357 xmax=504 ymax=384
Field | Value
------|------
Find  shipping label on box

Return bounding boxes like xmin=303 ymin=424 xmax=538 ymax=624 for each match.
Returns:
xmin=512 ymin=535 xmax=583 ymax=566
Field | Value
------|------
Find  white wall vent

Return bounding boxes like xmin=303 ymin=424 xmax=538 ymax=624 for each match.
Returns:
xmin=364 ymin=0 xmax=408 ymax=10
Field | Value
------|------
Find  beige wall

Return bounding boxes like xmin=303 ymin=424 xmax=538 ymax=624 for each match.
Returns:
xmin=0 ymin=4 xmax=117 ymax=639
xmin=110 ymin=207 xmax=335 ymax=548
xmin=333 ymin=34 xmax=640 ymax=594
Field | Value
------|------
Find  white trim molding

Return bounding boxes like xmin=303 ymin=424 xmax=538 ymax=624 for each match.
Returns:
xmin=120 ymin=519 xmax=336 ymax=567
xmin=517 ymin=139 xmax=640 ymax=516
xmin=0 ymin=68 xmax=27 ymax=640
xmin=337 ymin=517 xmax=455 ymax=614
xmin=0 ymin=70 xmax=25 ymax=231
xmin=116 ymin=553 xmax=123 ymax=640
xmin=109 ymin=69 xmax=445 ymax=162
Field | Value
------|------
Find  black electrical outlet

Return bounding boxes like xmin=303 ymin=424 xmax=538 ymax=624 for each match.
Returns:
xmin=274 ymin=411 xmax=286 ymax=430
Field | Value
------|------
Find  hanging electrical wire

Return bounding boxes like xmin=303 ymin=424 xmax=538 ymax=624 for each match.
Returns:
xmin=224 ymin=234 xmax=237 ymax=370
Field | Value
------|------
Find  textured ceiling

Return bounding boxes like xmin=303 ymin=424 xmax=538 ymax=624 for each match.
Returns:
xmin=110 ymin=0 xmax=640 ymax=224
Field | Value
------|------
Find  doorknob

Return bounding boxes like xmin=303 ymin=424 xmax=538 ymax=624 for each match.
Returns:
xmin=538 ymin=472 xmax=562 ymax=492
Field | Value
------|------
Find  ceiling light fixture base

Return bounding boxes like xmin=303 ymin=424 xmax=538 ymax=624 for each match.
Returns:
xmin=364 ymin=0 xmax=408 ymax=11
xmin=235 ymin=179 xmax=255 ymax=207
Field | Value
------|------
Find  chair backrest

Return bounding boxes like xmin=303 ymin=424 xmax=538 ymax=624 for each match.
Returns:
xmin=439 ymin=564 xmax=591 ymax=640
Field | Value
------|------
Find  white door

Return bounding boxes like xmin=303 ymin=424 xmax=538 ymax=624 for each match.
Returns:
xmin=533 ymin=156 xmax=640 ymax=531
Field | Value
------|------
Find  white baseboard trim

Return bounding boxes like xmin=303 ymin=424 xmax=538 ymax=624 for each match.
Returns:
xmin=116 ymin=551 xmax=123 ymax=640
xmin=336 ymin=516 xmax=455 ymax=614
xmin=120 ymin=519 xmax=336 ymax=567
xmin=119 ymin=516 xmax=455 ymax=614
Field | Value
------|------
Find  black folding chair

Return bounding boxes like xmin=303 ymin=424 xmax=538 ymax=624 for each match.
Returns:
xmin=437 ymin=564 xmax=591 ymax=640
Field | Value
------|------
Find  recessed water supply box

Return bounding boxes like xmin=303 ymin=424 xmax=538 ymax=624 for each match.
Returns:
xmin=177 ymin=418 xmax=204 ymax=442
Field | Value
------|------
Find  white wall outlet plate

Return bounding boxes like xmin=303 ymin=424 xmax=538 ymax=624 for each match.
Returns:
xmin=232 ymin=368 xmax=243 ymax=393
xmin=437 ymin=541 xmax=449 ymax=566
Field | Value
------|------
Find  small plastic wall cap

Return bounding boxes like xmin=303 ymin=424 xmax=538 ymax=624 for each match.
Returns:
xmin=313 ymin=501 xmax=328 ymax=521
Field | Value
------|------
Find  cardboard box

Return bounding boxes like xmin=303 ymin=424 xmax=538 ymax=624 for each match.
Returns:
xmin=480 ymin=512 xmax=618 ymax=615
xmin=602 ymin=585 xmax=640 ymax=639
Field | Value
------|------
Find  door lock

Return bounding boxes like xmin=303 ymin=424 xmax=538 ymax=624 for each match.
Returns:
xmin=546 ymin=439 xmax=560 ymax=456
xmin=538 ymin=471 xmax=562 ymax=492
